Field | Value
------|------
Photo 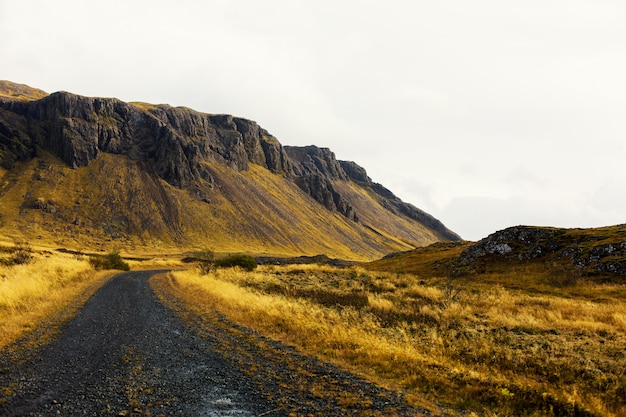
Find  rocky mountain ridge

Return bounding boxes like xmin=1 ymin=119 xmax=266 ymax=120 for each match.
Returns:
xmin=0 ymin=81 xmax=459 ymax=256
xmin=0 ymin=90 xmax=288 ymax=185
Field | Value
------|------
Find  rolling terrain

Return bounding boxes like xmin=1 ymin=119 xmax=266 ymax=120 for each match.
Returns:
xmin=0 ymin=80 xmax=459 ymax=259
xmin=2 ymin=80 xmax=625 ymax=415
xmin=368 ymin=224 xmax=626 ymax=284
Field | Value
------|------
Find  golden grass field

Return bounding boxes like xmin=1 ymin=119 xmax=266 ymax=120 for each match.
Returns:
xmin=154 ymin=262 xmax=626 ymax=416
xmin=2 ymin=234 xmax=625 ymax=416
xmin=0 ymin=241 xmax=181 ymax=350
xmin=0 ymin=243 xmax=112 ymax=349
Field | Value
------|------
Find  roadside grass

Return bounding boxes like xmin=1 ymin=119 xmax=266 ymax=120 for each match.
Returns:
xmin=0 ymin=245 xmax=114 ymax=349
xmin=126 ymin=257 xmax=184 ymax=270
xmin=156 ymin=265 xmax=626 ymax=416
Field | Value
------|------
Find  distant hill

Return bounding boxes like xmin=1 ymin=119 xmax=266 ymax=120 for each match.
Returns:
xmin=368 ymin=224 xmax=626 ymax=282
xmin=0 ymin=80 xmax=460 ymax=259
xmin=0 ymin=80 xmax=48 ymax=101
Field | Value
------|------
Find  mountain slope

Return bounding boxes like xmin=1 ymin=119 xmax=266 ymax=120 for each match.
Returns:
xmin=0 ymin=80 xmax=47 ymax=102
xmin=0 ymin=80 xmax=459 ymax=259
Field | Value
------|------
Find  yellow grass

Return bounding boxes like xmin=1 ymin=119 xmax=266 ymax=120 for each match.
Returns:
xmin=125 ymin=257 xmax=185 ymax=270
xmin=0 ymin=249 xmax=113 ymax=349
xmin=155 ymin=265 xmax=626 ymax=416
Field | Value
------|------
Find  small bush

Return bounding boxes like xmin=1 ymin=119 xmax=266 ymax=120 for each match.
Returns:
xmin=214 ymin=253 xmax=257 ymax=271
xmin=194 ymin=248 xmax=215 ymax=274
xmin=89 ymin=249 xmax=130 ymax=271
xmin=11 ymin=241 xmax=33 ymax=265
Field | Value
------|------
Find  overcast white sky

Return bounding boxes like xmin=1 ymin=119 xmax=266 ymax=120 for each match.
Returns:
xmin=2 ymin=1 xmax=625 ymax=241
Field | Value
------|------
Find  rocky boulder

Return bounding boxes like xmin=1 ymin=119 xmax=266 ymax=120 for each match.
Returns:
xmin=461 ymin=226 xmax=564 ymax=262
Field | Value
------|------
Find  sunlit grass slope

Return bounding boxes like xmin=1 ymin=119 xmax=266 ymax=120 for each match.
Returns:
xmin=0 ymin=80 xmax=48 ymax=101
xmin=0 ymin=152 xmax=424 ymax=259
xmin=156 ymin=258 xmax=626 ymax=416
xmin=332 ymin=181 xmax=444 ymax=247
xmin=0 ymin=242 xmax=113 ymax=349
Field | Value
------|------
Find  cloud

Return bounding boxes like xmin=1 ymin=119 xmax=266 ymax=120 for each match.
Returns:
xmin=2 ymin=1 xmax=625 ymax=244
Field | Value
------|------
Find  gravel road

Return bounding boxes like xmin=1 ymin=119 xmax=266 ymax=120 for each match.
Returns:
xmin=0 ymin=270 xmax=423 ymax=416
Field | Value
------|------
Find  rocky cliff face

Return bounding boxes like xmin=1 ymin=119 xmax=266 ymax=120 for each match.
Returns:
xmin=0 ymin=81 xmax=460 ymax=250
xmin=340 ymin=161 xmax=459 ymax=242
xmin=283 ymin=146 xmax=460 ymax=241
xmin=0 ymin=91 xmax=291 ymax=188
xmin=284 ymin=146 xmax=357 ymax=221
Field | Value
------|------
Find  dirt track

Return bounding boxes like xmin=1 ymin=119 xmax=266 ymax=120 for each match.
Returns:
xmin=0 ymin=270 xmax=423 ymax=416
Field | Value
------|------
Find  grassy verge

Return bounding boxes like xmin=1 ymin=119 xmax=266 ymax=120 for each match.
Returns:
xmin=156 ymin=264 xmax=626 ymax=416
xmin=0 ymin=246 xmax=115 ymax=349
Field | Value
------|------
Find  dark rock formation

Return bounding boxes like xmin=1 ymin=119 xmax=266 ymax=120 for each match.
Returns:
xmin=0 ymin=92 xmax=288 ymax=188
xmin=283 ymin=145 xmax=460 ymax=241
xmin=460 ymin=226 xmax=564 ymax=262
xmin=340 ymin=160 xmax=460 ymax=242
xmin=285 ymin=146 xmax=347 ymax=180
xmin=285 ymin=146 xmax=357 ymax=221
xmin=339 ymin=160 xmax=369 ymax=184
xmin=458 ymin=225 xmax=626 ymax=277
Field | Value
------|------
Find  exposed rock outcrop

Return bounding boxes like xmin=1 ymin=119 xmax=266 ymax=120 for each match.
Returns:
xmin=458 ymin=225 xmax=626 ymax=276
xmin=0 ymin=92 xmax=293 ymax=189
xmin=284 ymin=145 xmax=461 ymax=241
xmin=460 ymin=226 xmax=564 ymax=262
xmin=340 ymin=159 xmax=460 ymax=242
xmin=285 ymin=146 xmax=357 ymax=221
xmin=286 ymin=145 xmax=347 ymax=180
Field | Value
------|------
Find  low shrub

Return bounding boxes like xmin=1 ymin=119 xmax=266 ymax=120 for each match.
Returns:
xmin=89 ymin=249 xmax=130 ymax=271
xmin=10 ymin=241 xmax=33 ymax=265
xmin=194 ymin=248 xmax=215 ymax=274
xmin=214 ymin=253 xmax=257 ymax=271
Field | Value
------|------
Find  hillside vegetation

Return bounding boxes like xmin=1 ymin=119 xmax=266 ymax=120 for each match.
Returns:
xmin=0 ymin=240 xmax=183 ymax=350
xmin=0 ymin=152 xmax=435 ymax=259
xmin=0 ymin=80 xmax=47 ymax=101
xmin=369 ymin=224 xmax=626 ymax=285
